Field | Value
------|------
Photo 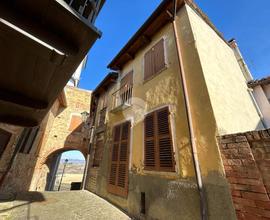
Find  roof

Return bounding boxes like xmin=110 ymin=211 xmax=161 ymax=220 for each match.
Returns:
xmin=108 ymin=0 xmax=226 ymax=71
xmin=92 ymin=72 xmax=118 ymax=97
xmin=248 ymin=76 xmax=270 ymax=88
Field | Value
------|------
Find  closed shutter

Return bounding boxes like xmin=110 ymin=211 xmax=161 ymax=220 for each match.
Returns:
xmin=144 ymin=39 xmax=165 ymax=81
xmin=144 ymin=49 xmax=154 ymax=81
xmin=108 ymin=121 xmax=130 ymax=197
xmin=157 ymin=107 xmax=174 ymax=171
xmin=144 ymin=113 xmax=156 ymax=169
xmin=0 ymin=128 xmax=12 ymax=158
xmin=154 ymin=38 xmax=166 ymax=74
xmin=144 ymin=107 xmax=175 ymax=172
xmin=93 ymin=140 xmax=104 ymax=167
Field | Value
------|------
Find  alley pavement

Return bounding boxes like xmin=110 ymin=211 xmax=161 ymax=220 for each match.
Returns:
xmin=0 ymin=190 xmax=130 ymax=220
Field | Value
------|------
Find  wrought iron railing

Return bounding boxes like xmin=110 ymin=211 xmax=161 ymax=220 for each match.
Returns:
xmin=63 ymin=0 xmax=102 ymax=23
xmin=112 ymin=84 xmax=133 ymax=110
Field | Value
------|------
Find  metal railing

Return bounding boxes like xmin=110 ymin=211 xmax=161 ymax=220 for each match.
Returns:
xmin=112 ymin=84 xmax=133 ymax=110
xmin=64 ymin=0 xmax=102 ymax=23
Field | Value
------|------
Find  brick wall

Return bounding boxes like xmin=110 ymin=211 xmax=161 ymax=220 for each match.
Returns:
xmin=218 ymin=130 xmax=270 ymax=219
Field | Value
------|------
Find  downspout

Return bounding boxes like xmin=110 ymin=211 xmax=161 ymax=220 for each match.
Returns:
xmin=171 ymin=1 xmax=208 ymax=219
xmin=82 ymin=125 xmax=95 ymax=189
xmin=82 ymin=95 xmax=98 ymax=189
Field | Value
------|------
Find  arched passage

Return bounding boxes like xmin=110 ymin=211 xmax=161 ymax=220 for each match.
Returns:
xmin=38 ymin=148 xmax=86 ymax=191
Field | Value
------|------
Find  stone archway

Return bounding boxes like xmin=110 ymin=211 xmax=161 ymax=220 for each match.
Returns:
xmin=34 ymin=147 xmax=87 ymax=192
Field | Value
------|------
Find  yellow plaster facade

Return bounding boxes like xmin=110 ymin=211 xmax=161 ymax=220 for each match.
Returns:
xmin=84 ymin=3 xmax=262 ymax=219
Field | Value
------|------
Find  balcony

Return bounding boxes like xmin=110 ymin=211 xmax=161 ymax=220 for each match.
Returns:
xmin=0 ymin=0 xmax=104 ymax=127
xmin=111 ymin=84 xmax=133 ymax=113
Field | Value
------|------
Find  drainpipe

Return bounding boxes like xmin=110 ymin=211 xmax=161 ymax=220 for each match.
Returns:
xmin=228 ymin=39 xmax=253 ymax=82
xmin=171 ymin=1 xmax=208 ymax=219
xmin=82 ymin=125 xmax=95 ymax=189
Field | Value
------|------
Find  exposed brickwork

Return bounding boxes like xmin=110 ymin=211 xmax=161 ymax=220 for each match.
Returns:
xmin=218 ymin=129 xmax=270 ymax=219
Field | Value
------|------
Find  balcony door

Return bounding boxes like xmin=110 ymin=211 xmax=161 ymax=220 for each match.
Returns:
xmin=107 ymin=121 xmax=131 ymax=197
xmin=120 ymin=71 xmax=133 ymax=105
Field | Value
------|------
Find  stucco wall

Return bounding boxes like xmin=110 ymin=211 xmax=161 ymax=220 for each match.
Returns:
xmin=86 ymin=5 xmax=235 ymax=219
xmin=253 ymin=85 xmax=270 ymax=128
xmin=186 ymin=5 xmax=264 ymax=135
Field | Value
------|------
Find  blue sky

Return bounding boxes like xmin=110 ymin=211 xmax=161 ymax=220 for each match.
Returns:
xmin=79 ymin=0 xmax=270 ymax=91
xmin=61 ymin=150 xmax=85 ymax=161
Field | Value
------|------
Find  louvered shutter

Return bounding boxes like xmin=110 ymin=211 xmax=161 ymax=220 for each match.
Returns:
xmin=108 ymin=121 xmax=130 ymax=197
xmin=93 ymin=140 xmax=104 ymax=167
xmin=157 ymin=107 xmax=175 ymax=171
xmin=144 ymin=49 xmax=154 ymax=81
xmin=154 ymin=39 xmax=165 ymax=74
xmin=144 ymin=39 xmax=165 ymax=81
xmin=0 ymin=128 xmax=11 ymax=158
xmin=144 ymin=113 xmax=156 ymax=170
xmin=144 ymin=107 xmax=175 ymax=172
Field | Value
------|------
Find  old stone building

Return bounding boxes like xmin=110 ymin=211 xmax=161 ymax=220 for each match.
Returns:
xmin=84 ymin=0 xmax=268 ymax=219
xmin=0 ymin=86 xmax=91 ymax=192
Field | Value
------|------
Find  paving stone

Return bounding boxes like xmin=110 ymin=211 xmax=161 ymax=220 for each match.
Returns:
xmin=0 ymin=190 xmax=130 ymax=220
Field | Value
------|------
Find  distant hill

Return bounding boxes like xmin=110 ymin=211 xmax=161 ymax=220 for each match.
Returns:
xmin=60 ymin=159 xmax=85 ymax=164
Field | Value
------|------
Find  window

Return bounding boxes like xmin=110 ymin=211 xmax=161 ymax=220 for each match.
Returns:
xmin=144 ymin=107 xmax=175 ymax=172
xmin=108 ymin=121 xmax=131 ymax=197
xmin=144 ymin=38 xmax=166 ymax=81
xmin=98 ymin=108 xmax=106 ymax=127
xmin=18 ymin=127 xmax=40 ymax=154
xmin=93 ymin=139 xmax=104 ymax=167
xmin=0 ymin=128 xmax=12 ymax=158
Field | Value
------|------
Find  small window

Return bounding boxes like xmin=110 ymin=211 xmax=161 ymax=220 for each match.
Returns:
xmin=0 ymin=128 xmax=12 ymax=158
xmin=98 ymin=108 xmax=106 ymax=127
xmin=93 ymin=140 xmax=104 ymax=167
xmin=144 ymin=39 xmax=166 ymax=81
xmin=144 ymin=107 xmax=175 ymax=172
xmin=19 ymin=127 xmax=40 ymax=154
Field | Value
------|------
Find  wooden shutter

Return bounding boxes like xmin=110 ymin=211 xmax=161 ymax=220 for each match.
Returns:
xmin=154 ymin=38 xmax=166 ymax=74
xmin=144 ymin=48 xmax=154 ymax=81
xmin=144 ymin=107 xmax=175 ymax=172
xmin=157 ymin=107 xmax=174 ymax=171
xmin=108 ymin=121 xmax=130 ymax=197
xmin=144 ymin=39 xmax=165 ymax=81
xmin=0 ymin=128 xmax=12 ymax=158
xmin=93 ymin=140 xmax=104 ymax=167
xmin=144 ymin=113 xmax=156 ymax=169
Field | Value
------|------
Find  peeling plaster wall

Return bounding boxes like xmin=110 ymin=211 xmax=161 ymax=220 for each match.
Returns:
xmin=186 ymin=5 xmax=264 ymax=135
xmin=86 ymin=5 xmax=236 ymax=220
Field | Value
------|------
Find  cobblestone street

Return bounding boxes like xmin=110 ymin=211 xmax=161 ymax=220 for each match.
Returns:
xmin=0 ymin=190 xmax=130 ymax=220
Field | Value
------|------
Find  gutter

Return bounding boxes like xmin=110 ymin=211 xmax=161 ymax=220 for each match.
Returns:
xmin=171 ymin=1 xmax=208 ymax=219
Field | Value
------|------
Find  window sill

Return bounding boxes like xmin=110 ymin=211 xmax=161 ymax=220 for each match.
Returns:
xmin=142 ymin=169 xmax=178 ymax=179
xmin=143 ymin=65 xmax=168 ymax=85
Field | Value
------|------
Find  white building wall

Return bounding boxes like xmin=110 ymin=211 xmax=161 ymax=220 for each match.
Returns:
xmin=253 ymin=85 xmax=270 ymax=128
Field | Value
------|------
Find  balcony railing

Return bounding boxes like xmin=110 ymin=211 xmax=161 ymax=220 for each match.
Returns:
xmin=111 ymin=84 xmax=133 ymax=112
xmin=63 ymin=0 xmax=103 ymax=23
